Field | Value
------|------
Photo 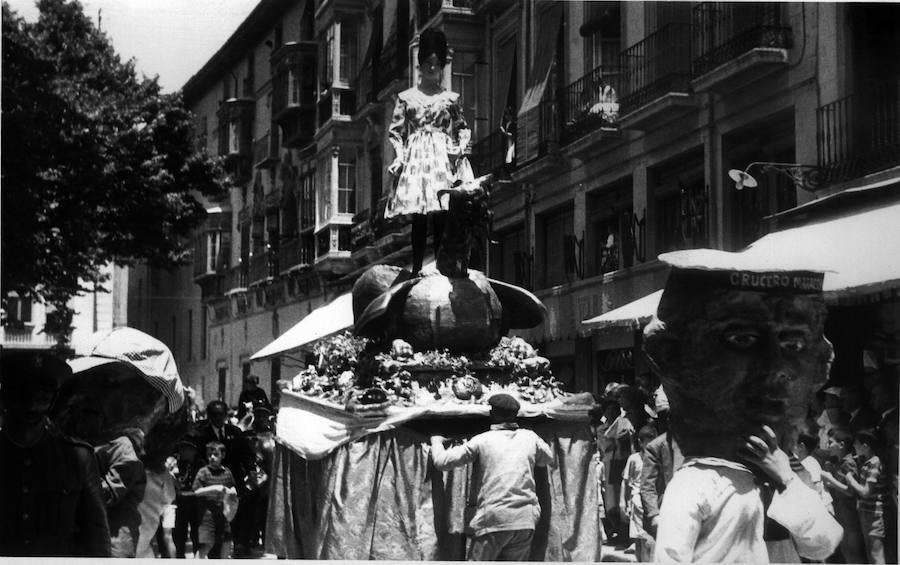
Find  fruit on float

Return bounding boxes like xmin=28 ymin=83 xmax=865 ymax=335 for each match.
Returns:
xmin=452 ymin=374 xmax=482 ymax=400
xmin=391 ymin=339 xmax=414 ymax=360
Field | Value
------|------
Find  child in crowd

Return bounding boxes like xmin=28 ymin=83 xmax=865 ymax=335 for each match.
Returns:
xmin=822 ymin=428 xmax=867 ymax=564
xmin=172 ymin=437 xmax=200 ymax=557
xmin=797 ymin=432 xmax=834 ymax=515
xmin=621 ymin=425 xmax=656 ymax=561
xmin=192 ymin=441 xmax=237 ymax=559
xmin=844 ymin=430 xmax=888 ymax=564
xmin=592 ymin=439 xmax=608 ymax=544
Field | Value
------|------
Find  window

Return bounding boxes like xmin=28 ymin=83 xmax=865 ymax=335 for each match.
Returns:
xmin=244 ymin=53 xmax=255 ymax=97
xmin=538 ymin=206 xmax=574 ymax=289
xmin=584 ymin=2 xmax=622 ymax=73
xmin=587 ymin=182 xmax=633 ymax=276
xmin=452 ymin=51 xmax=477 ymax=134
xmin=240 ymin=222 xmax=251 ymax=265
xmin=217 ymin=365 xmax=227 ymax=400
xmin=656 ymin=190 xmax=682 ymax=254
xmin=206 ymin=231 xmax=222 ymax=273
xmin=489 ymin=225 xmax=528 ymax=286
xmin=300 ymin=169 xmax=315 ymax=229
xmin=338 ymin=21 xmax=358 ymax=84
xmin=228 ymin=120 xmax=240 ymax=154
xmin=338 ymin=157 xmax=357 ymax=214
xmin=4 ymin=294 xmax=32 ymax=326
xmin=274 ymin=24 xmax=283 ymax=48
xmin=288 ymin=68 xmax=301 ymax=105
xmin=323 ymin=25 xmax=335 ymax=85
xmin=317 ymin=157 xmax=332 ymax=226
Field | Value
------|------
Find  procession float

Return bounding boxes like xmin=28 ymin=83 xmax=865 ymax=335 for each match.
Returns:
xmin=265 ymin=176 xmax=600 ymax=560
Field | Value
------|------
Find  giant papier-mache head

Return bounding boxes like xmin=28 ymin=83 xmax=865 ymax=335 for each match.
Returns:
xmin=643 ymin=249 xmax=833 ymax=458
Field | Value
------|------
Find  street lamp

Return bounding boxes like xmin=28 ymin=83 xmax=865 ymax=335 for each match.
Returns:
xmin=728 ymin=161 xmax=826 ymax=192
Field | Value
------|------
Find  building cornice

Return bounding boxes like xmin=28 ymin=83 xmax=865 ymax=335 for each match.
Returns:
xmin=182 ymin=0 xmax=296 ymax=105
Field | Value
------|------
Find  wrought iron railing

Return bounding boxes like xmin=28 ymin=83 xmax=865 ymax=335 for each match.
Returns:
xmin=817 ymin=80 xmax=900 ymax=183
xmin=560 ymin=65 xmax=622 ymax=145
xmin=619 ymin=23 xmax=692 ymax=115
xmin=691 ymin=2 xmax=792 ymax=77
xmin=470 ymin=129 xmax=512 ymax=176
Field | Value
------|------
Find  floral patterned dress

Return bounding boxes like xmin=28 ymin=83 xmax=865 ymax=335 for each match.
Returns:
xmin=385 ymin=87 xmax=470 ymax=220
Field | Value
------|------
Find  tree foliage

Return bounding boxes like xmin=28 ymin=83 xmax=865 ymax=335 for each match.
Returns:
xmin=2 ymin=0 xmax=228 ymax=344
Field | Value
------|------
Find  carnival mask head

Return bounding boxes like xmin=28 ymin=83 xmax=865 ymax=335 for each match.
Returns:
xmin=643 ymin=249 xmax=833 ymax=458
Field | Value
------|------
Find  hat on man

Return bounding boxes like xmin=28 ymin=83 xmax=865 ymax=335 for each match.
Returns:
xmin=68 ymin=327 xmax=184 ymax=412
xmin=488 ymin=393 xmax=520 ymax=420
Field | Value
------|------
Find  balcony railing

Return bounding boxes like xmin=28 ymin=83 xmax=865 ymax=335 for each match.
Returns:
xmin=560 ymin=65 xmax=622 ymax=145
xmin=619 ymin=23 xmax=692 ymax=115
xmin=817 ymin=81 xmax=900 ymax=183
xmin=253 ymin=130 xmax=280 ymax=168
xmin=691 ymin=2 xmax=792 ymax=77
xmin=228 ymin=265 xmax=249 ymax=291
xmin=471 ymin=129 xmax=513 ymax=176
xmin=0 ymin=327 xmax=55 ymax=347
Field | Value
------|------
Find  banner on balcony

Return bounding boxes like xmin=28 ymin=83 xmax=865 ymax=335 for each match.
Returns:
xmin=516 ymin=2 xmax=563 ymax=164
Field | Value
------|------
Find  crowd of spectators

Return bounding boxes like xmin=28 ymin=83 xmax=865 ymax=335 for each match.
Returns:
xmin=592 ymin=370 xmax=898 ymax=564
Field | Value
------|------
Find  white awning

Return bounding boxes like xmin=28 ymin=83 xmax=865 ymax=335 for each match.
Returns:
xmin=582 ymin=198 xmax=900 ymax=330
xmin=581 ymin=290 xmax=663 ymax=330
xmin=746 ymin=200 xmax=900 ymax=299
xmin=250 ymin=293 xmax=354 ymax=361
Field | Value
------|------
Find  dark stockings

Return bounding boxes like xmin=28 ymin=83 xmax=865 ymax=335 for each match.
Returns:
xmin=411 ymin=213 xmax=445 ymax=275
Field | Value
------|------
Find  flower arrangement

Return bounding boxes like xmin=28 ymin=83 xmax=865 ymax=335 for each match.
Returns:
xmin=285 ymin=334 xmax=568 ymax=409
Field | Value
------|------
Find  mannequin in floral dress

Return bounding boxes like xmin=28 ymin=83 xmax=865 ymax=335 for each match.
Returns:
xmin=386 ymin=28 xmax=471 ymax=276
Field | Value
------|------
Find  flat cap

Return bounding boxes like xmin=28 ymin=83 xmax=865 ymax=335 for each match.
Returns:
xmin=488 ymin=393 xmax=520 ymax=416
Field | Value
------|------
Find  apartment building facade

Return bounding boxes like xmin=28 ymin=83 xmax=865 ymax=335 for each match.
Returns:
xmin=128 ymin=0 xmax=900 ymax=404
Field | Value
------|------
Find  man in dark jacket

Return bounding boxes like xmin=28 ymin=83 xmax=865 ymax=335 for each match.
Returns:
xmin=639 ymin=386 xmax=682 ymax=543
xmin=0 ymin=352 xmax=111 ymax=557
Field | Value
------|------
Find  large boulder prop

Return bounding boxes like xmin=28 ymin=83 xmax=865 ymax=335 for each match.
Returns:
xmin=643 ymin=250 xmax=833 ymax=458
xmin=353 ymin=176 xmax=545 ymax=353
